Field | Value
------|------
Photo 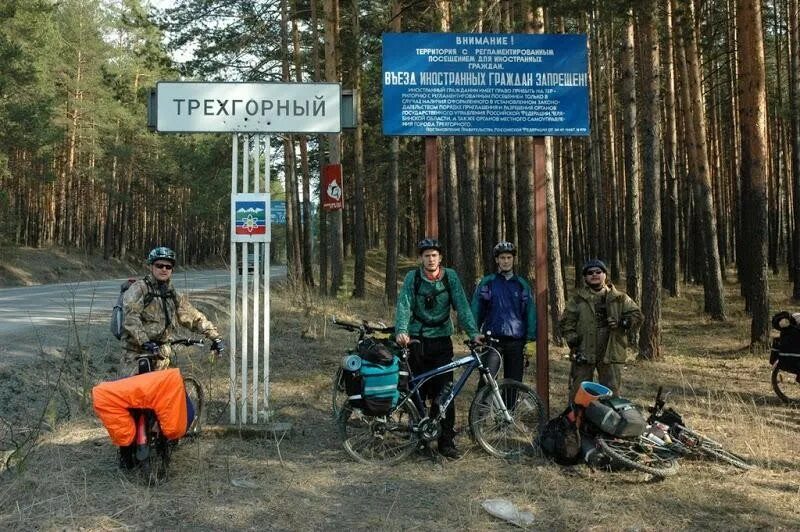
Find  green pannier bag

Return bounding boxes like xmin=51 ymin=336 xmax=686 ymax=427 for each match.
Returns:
xmin=350 ymin=357 xmax=400 ymax=416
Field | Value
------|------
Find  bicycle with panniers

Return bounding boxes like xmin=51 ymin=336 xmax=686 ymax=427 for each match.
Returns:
xmin=542 ymin=381 xmax=681 ymax=478
xmin=769 ymin=311 xmax=800 ymax=404
xmin=330 ymin=317 xmax=403 ymax=419
xmin=334 ymin=320 xmax=547 ymax=465
xmin=126 ymin=339 xmax=207 ymax=484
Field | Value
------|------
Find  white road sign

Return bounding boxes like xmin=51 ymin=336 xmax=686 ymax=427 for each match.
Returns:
xmin=155 ymin=82 xmax=341 ymax=133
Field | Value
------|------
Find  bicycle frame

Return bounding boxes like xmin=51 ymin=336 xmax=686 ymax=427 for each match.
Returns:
xmin=398 ymin=345 xmax=513 ymax=424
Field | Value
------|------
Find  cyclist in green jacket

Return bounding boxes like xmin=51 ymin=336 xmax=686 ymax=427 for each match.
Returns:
xmin=395 ymin=238 xmax=481 ymax=459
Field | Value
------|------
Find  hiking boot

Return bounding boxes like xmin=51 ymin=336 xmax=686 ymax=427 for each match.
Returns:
xmin=118 ymin=446 xmax=135 ymax=470
xmin=438 ymin=443 xmax=462 ymax=460
xmin=417 ymin=442 xmax=436 ymax=460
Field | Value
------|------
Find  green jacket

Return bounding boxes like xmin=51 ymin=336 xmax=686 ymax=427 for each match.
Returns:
xmin=559 ymin=283 xmax=643 ymax=364
xmin=395 ymin=267 xmax=479 ymax=340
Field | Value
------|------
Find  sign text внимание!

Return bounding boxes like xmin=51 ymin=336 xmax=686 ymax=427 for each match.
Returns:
xmin=382 ymin=33 xmax=589 ymax=136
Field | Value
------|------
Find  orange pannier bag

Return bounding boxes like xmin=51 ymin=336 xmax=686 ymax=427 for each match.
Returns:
xmin=92 ymin=368 xmax=188 ymax=446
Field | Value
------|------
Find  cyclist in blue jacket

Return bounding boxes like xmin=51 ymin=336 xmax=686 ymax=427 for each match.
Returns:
xmin=471 ymin=241 xmax=537 ymax=383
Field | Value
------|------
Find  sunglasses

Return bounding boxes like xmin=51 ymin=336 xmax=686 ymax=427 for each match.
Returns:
xmin=153 ymin=263 xmax=173 ymax=270
xmin=585 ymin=269 xmax=604 ymax=275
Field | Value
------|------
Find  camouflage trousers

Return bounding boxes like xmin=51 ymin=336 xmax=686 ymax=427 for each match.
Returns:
xmin=568 ymin=360 xmax=622 ymax=403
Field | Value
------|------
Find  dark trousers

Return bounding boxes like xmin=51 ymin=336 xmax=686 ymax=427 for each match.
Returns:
xmin=410 ymin=336 xmax=456 ymax=447
xmin=498 ymin=338 xmax=526 ymax=382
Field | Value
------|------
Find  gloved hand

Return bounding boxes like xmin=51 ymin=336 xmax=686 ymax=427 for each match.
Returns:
xmin=210 ymin=338 xmax=226 ymax=355
xmin=142 ymin=341 xmax=160 ymax=355
xmin=572 ymin=350 xmax=588 ymax=365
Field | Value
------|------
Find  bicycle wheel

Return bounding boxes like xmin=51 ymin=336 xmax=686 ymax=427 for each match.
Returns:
xmin=332 ymin=367 xmax=348 ymax=419
xmin=771 ymin=366 xmax=800 ymax=404
xmin=677 ymin=425 xmax=754 ymax=471
xmin=183 ymin=375 xmax=204 ymax=436
xmin=337 ymin=399 xmax=420 ymax=465
xmin=595 ymin=436 xmax=680 ymax=478
xmin=468 ymin=379 xmax=547 ymax=459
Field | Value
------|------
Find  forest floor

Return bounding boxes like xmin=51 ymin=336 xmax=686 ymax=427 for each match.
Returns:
xmin=0 ymin=248 xmax=798 ymax=531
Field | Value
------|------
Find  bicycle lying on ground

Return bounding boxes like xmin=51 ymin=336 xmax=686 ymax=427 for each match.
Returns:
xmin=330 ymin=318 xmax=397 ymax=419
xmin=646 ymin=386 xmax=754 ymax=471
xmin=120 ymin=339 xmax=207 ymax=484
xmin=573 ymin=386 xmax=680 ymax=479
xmin=334 ymin=322 xmax=547 ymax=465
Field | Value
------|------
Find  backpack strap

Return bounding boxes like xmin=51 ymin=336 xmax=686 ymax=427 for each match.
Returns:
xmin=142 ymin=277 xmax=178 ymax=334
xmin=411 ymin=269 xmax=454 ymax=328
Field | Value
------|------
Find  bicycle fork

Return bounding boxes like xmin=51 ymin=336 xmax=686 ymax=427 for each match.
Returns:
xmin=482 ymin=373 xmax=514 ymax=423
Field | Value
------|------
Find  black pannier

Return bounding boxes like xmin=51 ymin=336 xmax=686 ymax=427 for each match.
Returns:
xmin=585 ymin=397 xmax=647 ymax=438
xmin=770 ymin=312 xmax=800 ymax=373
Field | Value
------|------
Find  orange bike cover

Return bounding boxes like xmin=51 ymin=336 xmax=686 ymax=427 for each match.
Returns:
xmin=92 ymin=368 xmax=188 ymax=446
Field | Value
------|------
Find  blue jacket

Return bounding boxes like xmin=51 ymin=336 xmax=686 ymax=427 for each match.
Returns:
xmin=471 ymin=272 xmax=537 ymax=341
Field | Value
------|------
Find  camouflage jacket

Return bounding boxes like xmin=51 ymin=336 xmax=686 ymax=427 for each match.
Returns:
xmin=560 ymin=283 xmax=643 ymax=364
xmin=121 ymin=273 xmax=220 ymax=351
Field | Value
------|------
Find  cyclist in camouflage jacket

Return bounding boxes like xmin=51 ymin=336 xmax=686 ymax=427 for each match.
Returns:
xmin=121 ymin=247 xmax=224 ymax=373
xmin=560 ymin=259 xmax=642 ymax=400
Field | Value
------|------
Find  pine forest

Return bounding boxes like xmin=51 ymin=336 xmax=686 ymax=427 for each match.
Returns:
xmin=0 ymin=0 xmax=792 ymax=349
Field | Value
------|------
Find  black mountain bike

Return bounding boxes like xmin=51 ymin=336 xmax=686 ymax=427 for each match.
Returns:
xmin=120 ymin=339 xmax=206 ymax=484
xmin=336 ymin=334 xmax=546 ymax=465
xmin=647 ymin=386 xmax=753 ymax=471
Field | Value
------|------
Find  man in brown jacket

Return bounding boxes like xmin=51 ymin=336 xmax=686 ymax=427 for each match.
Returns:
xmin=120 ymin=246 xmax=224 ymax=374
xmin=560 ymin=259 xmax=642 ymax=400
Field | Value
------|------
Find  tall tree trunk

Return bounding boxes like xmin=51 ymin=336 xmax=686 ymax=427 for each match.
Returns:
xmin=663 ymin=0 xmax=681 ymax=297
xmin=461 ymin=136 xmax=480 ymax=294
xmin=622 ymin=9 xmax=641 ymax=301
xmin=385 ymin=0 xmax=402 ymax=305
xmin=637 ymin=2 xmax=663 ymax=360
xmin=790 ymin=0 xmax=800 ymax=299
xmin=293 ymin=0 xmax=314 ymax=288
xmin=545 ymin=137 xmax=566 ymax=344
xmin=281 ymin=0 xmax=302 ymax=283
xmin=737 ymin=0 xmax=770 ymax=347
xmin=677 ymin=0 xmax=727 ymax=320
xmin=351 ymin=0 xmax=366 ymax=298
xmin=482 ymin=137 xmax=496 ymax=274
xmin=323 ymin=0 xmax=344 ymax=296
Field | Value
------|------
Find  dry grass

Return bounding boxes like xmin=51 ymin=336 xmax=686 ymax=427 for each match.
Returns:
xmin=1 ymin=254 xmax=799 ymax=530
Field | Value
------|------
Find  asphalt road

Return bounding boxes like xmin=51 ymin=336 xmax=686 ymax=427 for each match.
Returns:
xmin=0 ymin=266 xmax=284 ymax=365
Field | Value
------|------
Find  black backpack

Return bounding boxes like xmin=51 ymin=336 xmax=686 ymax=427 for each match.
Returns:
xmin=110 ymin=278 xmax=177 ymax=340
xmin=538 ymin=407 xmax=582 ymax=465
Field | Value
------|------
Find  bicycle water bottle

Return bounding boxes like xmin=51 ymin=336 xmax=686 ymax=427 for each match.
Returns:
xmin=342 ymin=354 xmax=362 ymax=371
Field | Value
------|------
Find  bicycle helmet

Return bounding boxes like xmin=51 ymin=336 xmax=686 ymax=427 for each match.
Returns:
xmin=493 ymin=241 xmax=516 ymax=257
xmin=147 ymin=246 xmax=177 ymax=265
xmin=417 ymin=237 xmax=442 ymax=254
xmin=582 ymin=259 xmax=607 ymax=275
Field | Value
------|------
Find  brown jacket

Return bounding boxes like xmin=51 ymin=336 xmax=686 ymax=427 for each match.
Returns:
xmin=560 ymin=283 xmax=643 ymax=364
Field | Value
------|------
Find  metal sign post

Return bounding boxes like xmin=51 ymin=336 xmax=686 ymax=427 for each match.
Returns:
xmin=149 ymin=81 xmax=342 ymax=425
